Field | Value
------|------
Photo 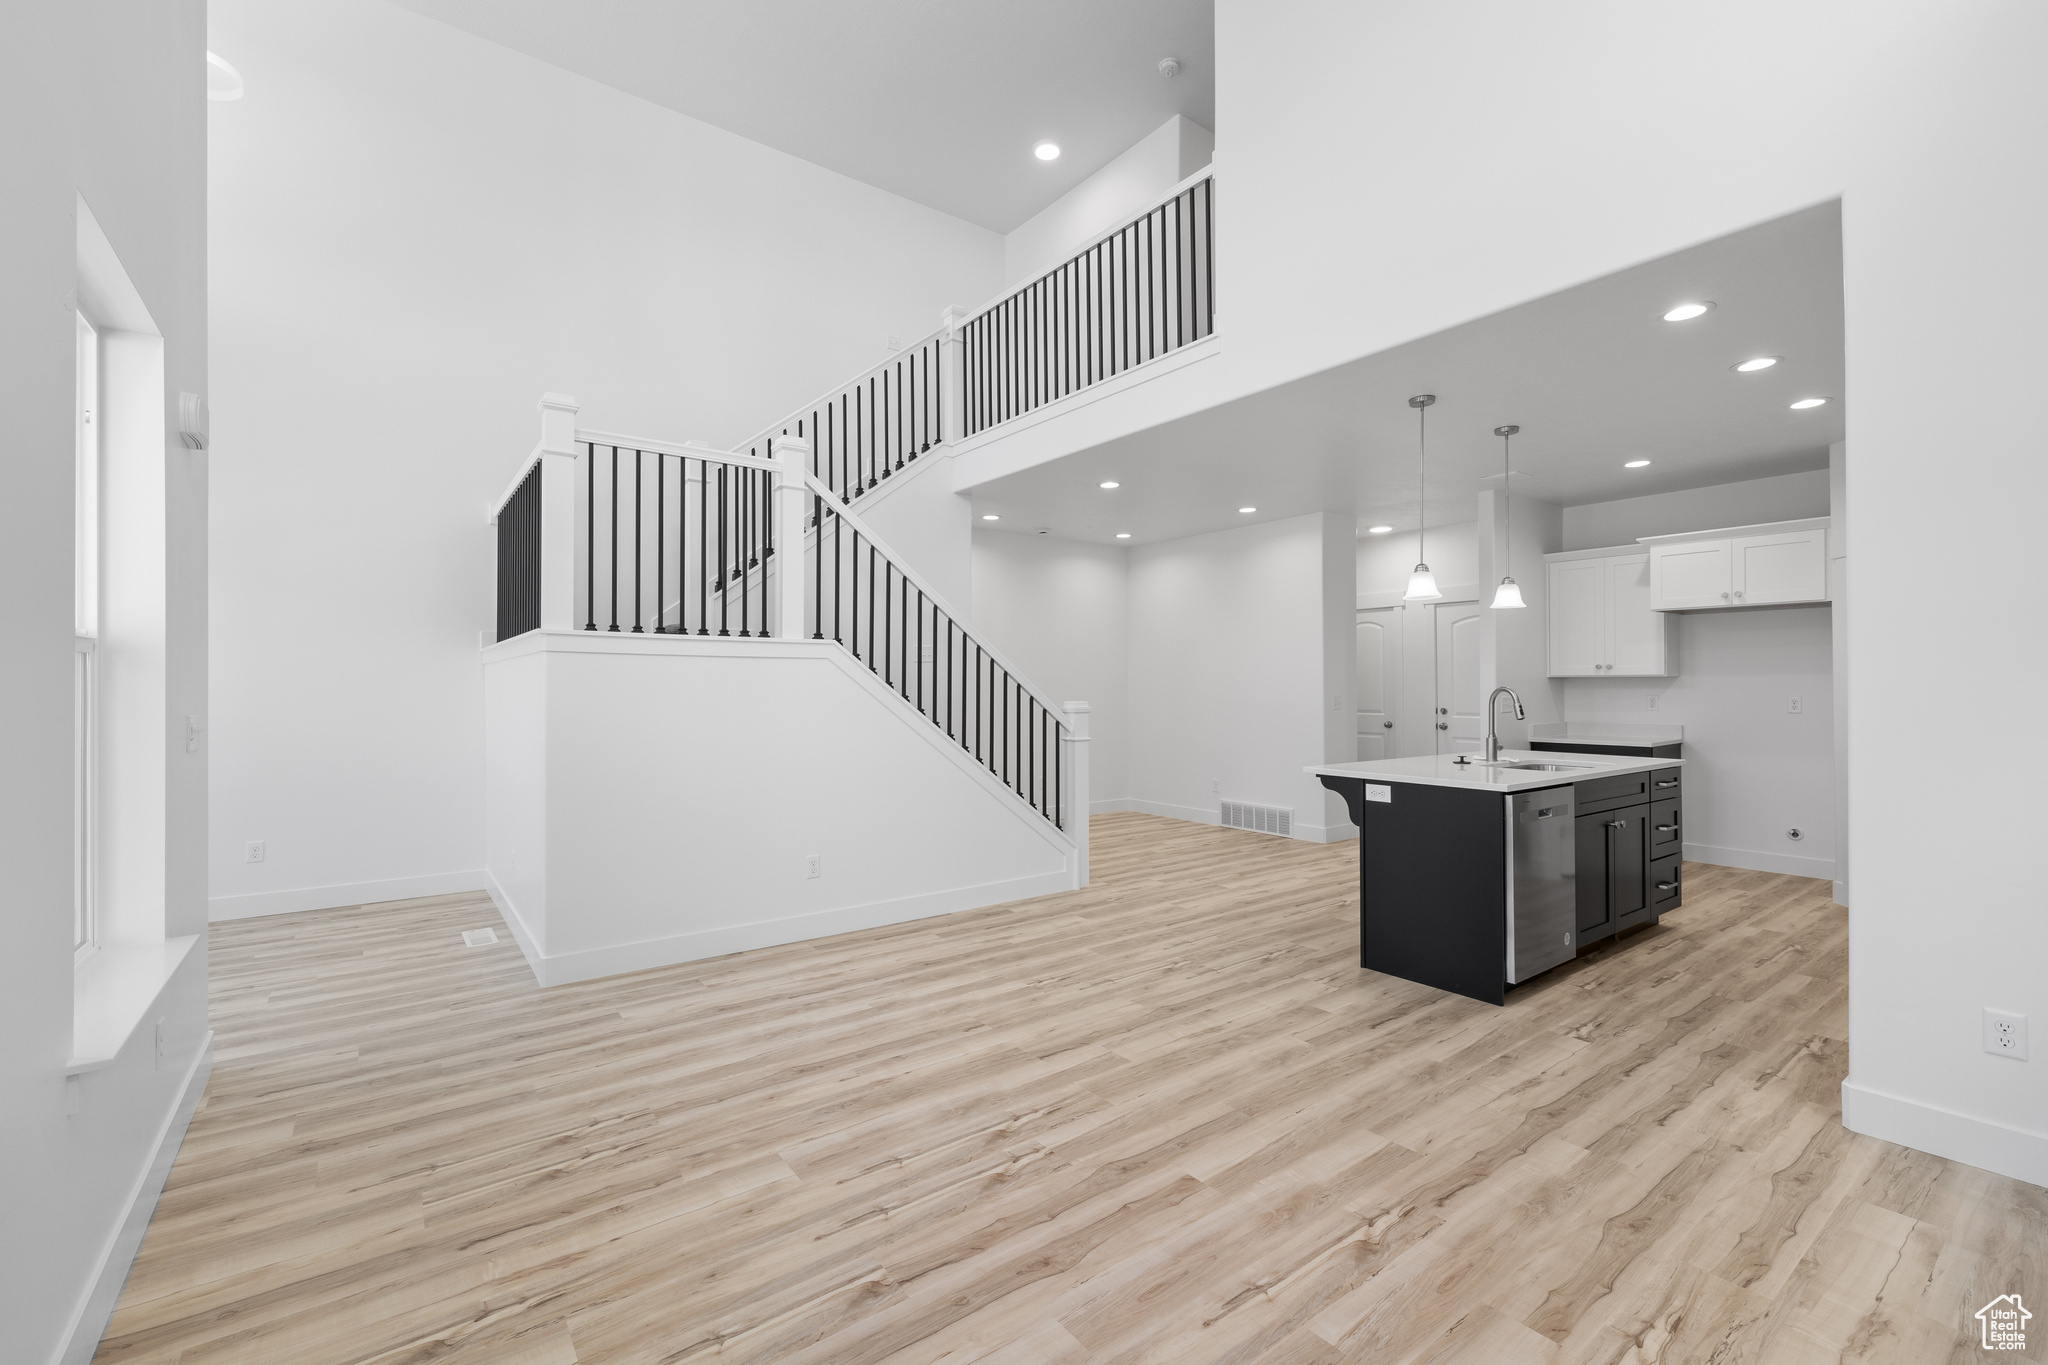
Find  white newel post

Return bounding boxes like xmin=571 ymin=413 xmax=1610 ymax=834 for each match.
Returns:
xmin=1062 ymin=701 xmax=1091 ymax=888
xmin=537 ymin=392 xmax=580 ymax=632
xmin=772 ymin=434 xmax=811 ymax=640
xmin=939 ymin=305 xmax=968 ymax=444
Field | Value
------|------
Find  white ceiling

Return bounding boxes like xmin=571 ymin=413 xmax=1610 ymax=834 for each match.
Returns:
xmin=384 ymin=0 xmax=1216 ymax=233
xmin=965 ymin=202 xmax=1846 ymax=544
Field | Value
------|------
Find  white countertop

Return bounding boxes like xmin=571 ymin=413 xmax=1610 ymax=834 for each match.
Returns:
xmin=1306 ymin=749 xmax=1683 ymax=793
xmin=1528 ymin=721 xmax=1684 ymax=745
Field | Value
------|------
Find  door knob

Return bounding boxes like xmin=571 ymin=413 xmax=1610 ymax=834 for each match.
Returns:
xmin=1437 ymin=722 xmax=1448 ymax=730
xmin=1383 ymin=721 xmax=1394 ymax=728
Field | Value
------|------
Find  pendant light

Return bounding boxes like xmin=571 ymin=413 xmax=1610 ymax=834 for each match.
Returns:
xmin=1490 ymin=424 xmax=1526 ymax=610
xmin=1403 ymin=394 xmax=1442 ymax=601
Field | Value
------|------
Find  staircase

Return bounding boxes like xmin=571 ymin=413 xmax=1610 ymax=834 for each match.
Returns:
xmin=479 ymin=170 xmax=1214 ymax=982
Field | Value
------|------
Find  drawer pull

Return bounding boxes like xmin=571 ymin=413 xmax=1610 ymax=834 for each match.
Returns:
xmin=1655 ymin=779 xmax=1679 ymax=788
xmin=1655 ymin=881 xmax=1679 ymax=892
xmin=1655 ymin=823 xmax=1679 ymax=833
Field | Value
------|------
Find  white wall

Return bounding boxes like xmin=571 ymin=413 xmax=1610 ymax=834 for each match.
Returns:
xmin=1562 ymin=469 xmax=1830 ymax=551
xmin=1554 ymin=472 xmax=1837 ymax=877
xmin=971 ymin=529 xmax=1130 ymax=806
xmin=207 ymin=0 xmax=1003 ymax=920
xmin=483 ymin=635 xmax=1077 ymax=985
xmin=1128 ymin=513 xmax=1353 ymax=839
xmin=2 ymin=5 xmax=211 ymax=1363
xmin=1356 ymin=520 xmax=1477 ymax=598
xmin=1841 ymin=4 xmax=2048 ymax=1185
xmin=1003 ymin=115 xmax=1214 ymax=288
xmin=1478 ymin=492 xmax=1565 ymax=750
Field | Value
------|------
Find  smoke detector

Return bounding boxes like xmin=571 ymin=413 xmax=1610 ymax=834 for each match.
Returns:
xmin=1158 ymin=57 xmax=1182 ymax=78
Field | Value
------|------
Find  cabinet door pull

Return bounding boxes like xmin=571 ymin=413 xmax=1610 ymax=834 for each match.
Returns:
xmin=1655 ymin=779 xmax=1679 ymax=788
xmin=1607 ymin=819 xmax=1627 ymax=829
xmin=1655 ymin=823 xmax=1679 ymax=833
xmin=1655 ymin=880 xmax=1679 ymax=892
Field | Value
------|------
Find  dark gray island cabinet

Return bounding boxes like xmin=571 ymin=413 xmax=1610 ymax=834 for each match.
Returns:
xmin=1307 ymin=753 xmax=1685 ymax=1005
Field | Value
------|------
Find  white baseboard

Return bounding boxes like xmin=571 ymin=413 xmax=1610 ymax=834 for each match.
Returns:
xmin=209 ymin=870 xmax=488 ymax=921
xmin=57 ymin=1031 xmax=214 ymax=1365
xmin=1120 ymin=798 xmax=1356 ymax=845
xmin=1842 ymin=1079 xmax=2048 ymax=1189
xmin=489 ymin=868 xmax=1078 ymax=988
xmin=1683 ymin=842 xmax=1836 ymax=879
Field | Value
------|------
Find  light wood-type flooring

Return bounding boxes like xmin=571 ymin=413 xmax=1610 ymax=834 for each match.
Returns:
xmin=100 ymin=813 xmax=2042 ymax=1364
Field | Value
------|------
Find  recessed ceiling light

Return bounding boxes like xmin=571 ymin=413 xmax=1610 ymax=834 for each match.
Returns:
xmin=1662 ymin=301 xmax=1713 ymax=322
xmin=1624 ymin=459 xmax=1651 ymax=468
xmin=1099 ymin=480 xmax=1120 ymax=489
xmin=1733 ymin=356 xmax=1780 ymax=372
xmin=1033 ymin=141 xmax=1061 ymax=161
xmin=1789 ymin=397 xmax=1829 ymax=410
xmin=1367 ymin=525 xmax=1393 ymax=534
xmin=1115 ymin=532 xmax=1132 ymax=539
xmin=207 ymin=51 xmax=244 ymax=101
xmin=981 ymin=514 xmax=999 ymax=521
xmin=1238 ymin=506 xmax=1257 ymax=514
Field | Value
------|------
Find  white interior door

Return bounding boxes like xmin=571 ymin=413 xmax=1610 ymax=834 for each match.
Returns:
xmin=1434 ymin=600 xmax=1483 ymax=754
xmin=1355 ymin=607 xmax=1401 ymax=761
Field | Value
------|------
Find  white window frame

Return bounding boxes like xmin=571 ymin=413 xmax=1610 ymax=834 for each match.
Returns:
xmin=75 ymin=309 xmax=100 ymax=967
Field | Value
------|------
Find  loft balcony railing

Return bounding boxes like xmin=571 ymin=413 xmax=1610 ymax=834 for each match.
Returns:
xmin=487 ymin=404 xmax=1080 ymax=831
xmin=961 ymin=170 xmax=1214 ymax=436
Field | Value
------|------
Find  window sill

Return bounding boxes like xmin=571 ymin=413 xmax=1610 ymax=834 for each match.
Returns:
xmin=69 ymin=936 xmax=198 ymax=1076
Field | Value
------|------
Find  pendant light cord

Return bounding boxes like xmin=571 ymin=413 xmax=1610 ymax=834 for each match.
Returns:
xmin=1417 ymin=401 xmax=1427 ymax=564
xmin=1501 ymin=427 xmax=1510 ymax=568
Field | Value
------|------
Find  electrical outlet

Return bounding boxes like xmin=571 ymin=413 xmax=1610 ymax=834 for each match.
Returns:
xmin=806 ymin=854 xmax=821 ymax=879
xmin=245 ymin=840 xmax=265 ymax=863
xmin=1646 ymin=694 xmax=1658 ymax=711
xmin=1212 ymin=778 xmax=1220 ymax=793
xmin=153 ymin=1018 xmax=165 ymax=1071
xmin=1985 ymin=1008 xmax=2029 ymax=1060
xmin=1788 ymin=696 xmax=1803 ymax=714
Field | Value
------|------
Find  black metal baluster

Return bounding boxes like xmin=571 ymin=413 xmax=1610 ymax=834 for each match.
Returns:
xmin=1204 ymin=178 xmax=1214 ymax=339
xmin=583 ymin=443 xmax=595 ymax=629
xmin=606 ymin=445 xmax=620 ymax=631
xmin=656 ymin=453 xmax=665 ymax=631
xmin=915 ymin=589 xmax=924 ymax=716
xmin=631 ymin=448 xmax=644 ymax=631
xmin=1055 ymin=713 xmax=1062 ymax=829
xmin=716 ymin=464 xmax=729 ymax=636
xmin=867 ymin=543 xmax=877 ymax=672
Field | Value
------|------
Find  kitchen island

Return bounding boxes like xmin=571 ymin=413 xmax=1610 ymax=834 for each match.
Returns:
xmin=1306 ymin=752 xmax=1684 ymax=1004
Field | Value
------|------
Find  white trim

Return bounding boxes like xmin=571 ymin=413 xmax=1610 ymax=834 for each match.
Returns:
xmin=949 ymin=333 xmax=1222 ymax=457
xmin=1544 ymin=543 xmax=1644 ymax=564
xmin=487 ymin=868 xmax=546 ymax=981
xmin=830 ymin=442 xmax=953 ymax=519
xmin=1635 ymin=516 xmax=1831 ymax=546
xmin=70 ymin=936 xmax=198 ymax=1074
xmin=575 ymin=428 xmax=779 ymax=470
xmin=1842 ymin=1079 xmax=2048 ymax=1189
xmin=1682 ymin=842 xmax=1836 ymax=879
xmin=55 ymin=1031 xmax=213 ymax=1365
xmin=492 ymin=870 xmax=1077 ymax=988
xmin=208 ymin=869 xmax=487 ymax=921
xmin=486 ymin=451 xmax=542 ymax=525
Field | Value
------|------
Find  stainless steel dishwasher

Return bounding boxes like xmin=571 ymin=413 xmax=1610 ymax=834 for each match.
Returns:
xmin=1506 ymin=787 xmax=1577 ymax=984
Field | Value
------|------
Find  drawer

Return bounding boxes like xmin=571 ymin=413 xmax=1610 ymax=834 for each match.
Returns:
xmin=1649 ymin=798 xmax=1682 ymax=854
xmin=1647 ymin=768 xmax=1683 ymax=798
xmin=1576 ymin=769 xmax=1651 ymax=815
xmin=1649 ymin=853 xmax=1682 ymax=911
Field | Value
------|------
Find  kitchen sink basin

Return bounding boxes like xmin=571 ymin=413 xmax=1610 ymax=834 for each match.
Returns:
xmin=1499 ymin=761 xmax=1596 ymax=771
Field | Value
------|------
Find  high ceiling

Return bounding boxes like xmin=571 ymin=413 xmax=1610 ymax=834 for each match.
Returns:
xmin=384 ymin=0 xmax=1216 ymax=233
xmin=964 ymin=203 xmax=1846 ymax=543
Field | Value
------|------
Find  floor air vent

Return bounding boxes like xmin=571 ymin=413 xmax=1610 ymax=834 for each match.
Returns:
xmin=1221 ymin=801 xmax=1293 ymax=837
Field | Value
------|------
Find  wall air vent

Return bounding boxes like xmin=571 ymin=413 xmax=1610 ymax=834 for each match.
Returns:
xmin=1220 ymin=801 xmax=1293 ymax=837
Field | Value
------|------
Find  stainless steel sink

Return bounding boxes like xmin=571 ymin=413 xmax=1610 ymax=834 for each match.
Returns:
xmin=1500 ymin=761 xmax=1597 ymax=771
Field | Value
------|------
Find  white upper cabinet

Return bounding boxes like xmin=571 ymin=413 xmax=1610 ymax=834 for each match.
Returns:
xmin=1546 ymin=551 xmax=1674 ymax=677
xmin=1643 ymin=519 xmax=1830 ymax=612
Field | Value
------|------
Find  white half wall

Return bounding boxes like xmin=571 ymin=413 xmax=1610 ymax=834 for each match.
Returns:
xmin=1003 ymin=116 xmax=1214 ymax=288
xmin=207 ymin=0 xmax=1003 ymax=920
xmin=970 ymin=529 xmax=1130 ymax=808
xmin=1127 ymin=513 xmax=1354 ymax=840
xmin=482 ymin=633 xmax=1079 ymax=986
